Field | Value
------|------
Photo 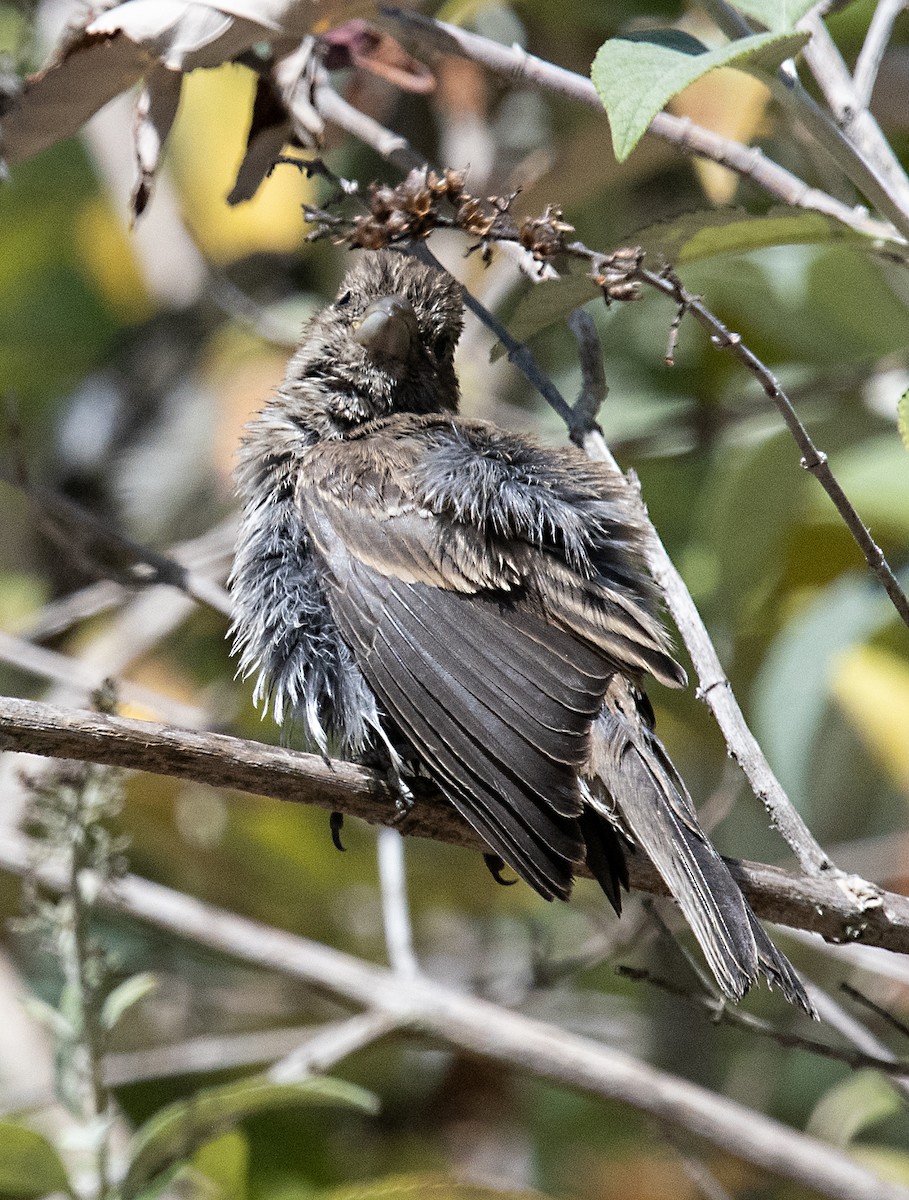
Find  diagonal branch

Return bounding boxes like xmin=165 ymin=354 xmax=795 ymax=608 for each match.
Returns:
xmin=0 ymin=823 xmax=905 ymax=1200
xmin=798 ymin=6 xmax=909 ymax=213
xmin=0 ymin=695 xmax=905 ymax=952
xmin=853 ymin=0 xmax=907 ymax=107
xmin=634 ymin=265 xmax=909 ymax=630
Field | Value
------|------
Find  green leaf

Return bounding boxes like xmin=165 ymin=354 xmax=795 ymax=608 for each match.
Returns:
xmin=101 ymin=973 xmax=158 ymax=1031
xmin=732 ymin=0 xmax=817 ymax=30
xmin=121 ymin=1076 xmax=378 ymax=1200
xmin=806 ymin=435 xmax=909 ymax=536
xmin=629 ymin=206 xmax=874 ymax=267
xmin=899 ymin=389 xmax=909 ymax=452
xmin=0 ymin=1122 xmax=72 ymax=1199
xmin=701 ymin=431 xmax=808 ymax=623
xmin=752 ymin=574 xmax=900 ymax=813
xmin=192 ymin=1131 xmax=249 ymax=1200
xmin=491 ymin=207 xmax=887 ymax=365
xmin=490 ymin=273 xmax=600 ymax=362
xmin=807 ymin=1071 xmax=902 ymax=1146
xmin=591 ymin=29 xmax=809 ymax=160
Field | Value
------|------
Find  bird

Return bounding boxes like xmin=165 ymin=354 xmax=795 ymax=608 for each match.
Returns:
xmin=230 ymin=250 xmax=811 ymax=1012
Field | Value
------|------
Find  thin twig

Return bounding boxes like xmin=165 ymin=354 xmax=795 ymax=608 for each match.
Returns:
xmin=101 ymin=1025 xmax=327 ymax=1087
xmin=806 ymin=980 xmax=909 ymax=1102
xmin=798 ymin=6 xmax=909 ymax=215
xmin=0 ymin=828 xmax=905 ymax=1200
xmin=0 ymin=630 xmax=209 ymax=728
xmin=377 ymin=828 xmax=419 ymax=979
xmin=661 ymin=1126 xmax=735 ymax=1200
xmin=567 ymin=308 xmax=608 ymax=440
xmin=618 ymin=966 xmax=909 ymax=1079
xmin=101 ymin=1014 xmax=397 ymax=1088
xmin=0 ymin=470 xmax=231 ymax=617
xmin=17 ymin=581 xmax=129 ymax=644
xmin=382 ymin=6 xmax=899 ymax=242
xmin=0 ymin=696 xmax=906 ymax=951
xmin=635 ymin=265 xmax=909 ymax=630
xmin=841 ymin=981 xmax=909 ymax=1042
xmin=853 ymin=0 xmax=907 ymax=106
xmin=268 ymin=1011 xmax=400 ymax=1083
xmin=67 ymin=812 xmax=111 ymax=1200
xmin=315 ymin=82 xmax=424 ymax=174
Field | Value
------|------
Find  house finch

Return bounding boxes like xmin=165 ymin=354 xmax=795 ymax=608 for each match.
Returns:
xmin=231 ymin=251 xmax=810 ymax=1011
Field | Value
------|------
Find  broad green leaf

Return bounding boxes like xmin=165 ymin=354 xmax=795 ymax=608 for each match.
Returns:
xmin=732 ymin=0 xmax=817 ymax=31
xmin=752 ymin=574 xmax=898 ymax=812
xmin=192 ymin=1131 xmax=249 ymax=1200
xmin=318 ymin=1174 xmax=553 ymax=1199
xmin=700 ymin=432 xmax=808 ymax=623
xmin=490 ymin=273 xmax=599 ymax=361
xmin=101 ymin=973 xmax=158 ymax=1031
xmin=491 ymin=208 xmax=886 ymax=365
xmin=899 ymin=389 xmax=909 ymax=451
xmin=592 ymin=29 xmax=809 ymax=161
xmin=806 ymin=435 xmax=909 ymax=536
xmin=0 ymin=1122 xmax=72 ymax=1199
xmin=807 ymin=1071 xmax=902 ymax=1146
xmin=121 ymin=1076 xmax=378 ymax=1200
xmin=630 ymin=207 xmax=873 ymax=267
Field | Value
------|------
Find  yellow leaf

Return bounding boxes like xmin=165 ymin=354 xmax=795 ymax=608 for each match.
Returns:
xmin=669 ymin=69 xmax=772 ymax=205
xmin=831 ymin=645 xmax=909 ymax=792
xmin=168 ymin=64 xmax=313 ymax=263
xmin=76 ymin=196 xmax=156 ymax=322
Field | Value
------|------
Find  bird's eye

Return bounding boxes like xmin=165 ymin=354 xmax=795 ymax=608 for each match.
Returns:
xmin=336 ymin=291 xmax=352 ymax=308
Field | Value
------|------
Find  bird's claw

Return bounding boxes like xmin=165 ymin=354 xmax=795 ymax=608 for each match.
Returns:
xmin=390 ymin=770 xmax=414 ymax=823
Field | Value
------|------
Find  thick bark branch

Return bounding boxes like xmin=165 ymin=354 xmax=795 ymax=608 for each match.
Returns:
xmin=0 ymin=825 xmax=904 ymax=1200
xmin=0 ymin=695 xmax=906 ymax=953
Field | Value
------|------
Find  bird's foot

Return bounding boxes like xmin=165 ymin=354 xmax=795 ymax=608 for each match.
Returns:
xmin=389 ymin=768 xmax=414 ymax=823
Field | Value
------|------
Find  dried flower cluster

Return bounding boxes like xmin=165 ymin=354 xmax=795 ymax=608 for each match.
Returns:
xmin=302 ymin=166 xmax=645 ymax=302
xmin=590 ymin=246 xmax=646 ymax=302
xmin=308 ymin=167 xmax=578 ymax=264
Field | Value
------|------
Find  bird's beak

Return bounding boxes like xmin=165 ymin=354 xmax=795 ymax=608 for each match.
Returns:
xmin=352 ymin=295 xmax=419 ymax=361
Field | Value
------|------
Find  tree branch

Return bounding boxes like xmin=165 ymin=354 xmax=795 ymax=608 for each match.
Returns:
xmin=382 ymin=6 xmax=899 ymax=241
xmin=798 ymin=6 xmax=909 ymax=214
xmin=852 ymin=0 xmax=907 ymax=107
xmin=0 ymin=695 xmax=905 ymax=953
xmin=0 ymin=823 xmax=905 ymax=1200
xmin=634 ymin=265 xmax=909 ymax=630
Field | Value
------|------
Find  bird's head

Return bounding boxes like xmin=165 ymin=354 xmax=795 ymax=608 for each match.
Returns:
xmin=281 ymin=251 xmax=464 ymax=438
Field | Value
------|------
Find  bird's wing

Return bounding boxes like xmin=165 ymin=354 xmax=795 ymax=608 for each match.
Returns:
xmin=303 ymin=416 xmax=684 ymax=682
xmin=305 ymin=501 xmax=610 ymax=899
xmin=299 ymin=423 xmax=650 ymax=900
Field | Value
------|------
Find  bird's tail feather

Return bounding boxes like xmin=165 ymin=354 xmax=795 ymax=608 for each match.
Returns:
xmin=585 ymin=678 xmax=814 ymax=1015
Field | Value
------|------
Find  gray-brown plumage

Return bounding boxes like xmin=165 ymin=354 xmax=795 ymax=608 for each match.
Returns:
xmin=230 ymin=251 xmax=811 ymax=1011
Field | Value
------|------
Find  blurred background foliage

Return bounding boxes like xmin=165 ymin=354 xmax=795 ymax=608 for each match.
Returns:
xmin=0 ymin=0 xmax=908 ymax=1197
